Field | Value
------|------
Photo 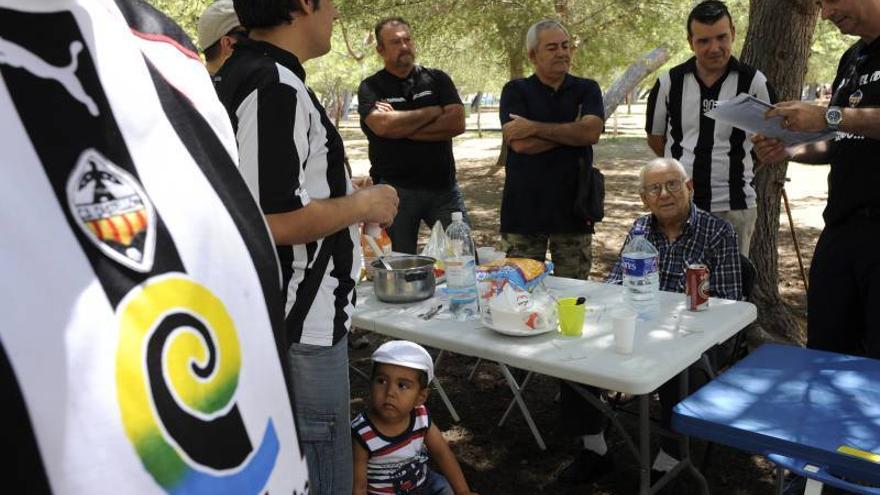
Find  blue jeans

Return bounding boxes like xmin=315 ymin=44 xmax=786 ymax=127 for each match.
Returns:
xmin=420 ymin=469 xmax=453 ymax=495
xmin=287 ymin=338 xmax=351 ymax=495
xmin=382 ymin=182 xmax=470 ymax=254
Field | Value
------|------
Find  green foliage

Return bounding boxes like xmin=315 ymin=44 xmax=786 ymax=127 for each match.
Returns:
xmin=146 ymin=0 xmax=212 ymax=44
xmin=146 ymin=0 xmax=850 ymax=101
xmin=806 ymin=19 xmax=857 ymax=84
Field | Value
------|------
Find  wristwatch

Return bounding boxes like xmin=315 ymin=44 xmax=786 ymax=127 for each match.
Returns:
xmin=826 ymin=106 xmax=843 ymax=131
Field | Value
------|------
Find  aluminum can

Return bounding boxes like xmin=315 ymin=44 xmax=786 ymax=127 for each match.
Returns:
xmin=686 ymin=264 xmax=710 ymax=311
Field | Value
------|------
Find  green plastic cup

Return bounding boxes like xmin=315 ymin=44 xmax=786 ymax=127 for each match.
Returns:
xmin=557 ymin=297 xmax=586 ymax=337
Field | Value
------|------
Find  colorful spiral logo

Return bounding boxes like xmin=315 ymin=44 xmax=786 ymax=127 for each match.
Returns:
xmin=116 ymin=275 xmax=279 ymax=494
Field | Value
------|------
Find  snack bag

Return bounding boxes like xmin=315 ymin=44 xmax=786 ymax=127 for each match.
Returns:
xmin=476 ymin=257 xmax=554 ymax=291
xmin=361 ymin=224 xmax=392 ymax=280
xmin=420 ymin=220 xmax=448 ymax=281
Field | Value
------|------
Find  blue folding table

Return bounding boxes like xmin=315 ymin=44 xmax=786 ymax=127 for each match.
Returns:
xmin=673 ymin=344 xmax=880 ymax=494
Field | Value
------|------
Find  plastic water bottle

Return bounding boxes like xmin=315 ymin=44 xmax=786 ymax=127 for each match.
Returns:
xmin=621 ymin=225 xmax=659 ymax=319
xmin=444 ymin=212 xmax=478 ymax=321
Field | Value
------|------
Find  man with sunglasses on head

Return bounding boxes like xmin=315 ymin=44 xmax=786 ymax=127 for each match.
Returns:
xmin=358 ymin=17 xmax=468 ymax=254
xmin=197 ymin=0 xmax=246 ymax=77
xmin=646 ymin=0 xmax=775 ymax=258
xmin=753 ymin=0 xmax=880 ymax=359
xmin=558 ymin=157 xmax=741 ymax=485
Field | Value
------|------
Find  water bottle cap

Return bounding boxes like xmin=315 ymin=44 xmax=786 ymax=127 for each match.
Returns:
xmin=451 ymin=211 xmax=463 ymax=222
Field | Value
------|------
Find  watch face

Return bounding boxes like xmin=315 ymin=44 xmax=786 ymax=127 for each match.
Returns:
xmin=827 ymin=107 xmax=843 ymax=125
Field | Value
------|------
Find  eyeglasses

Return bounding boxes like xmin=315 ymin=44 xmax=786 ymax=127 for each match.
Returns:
xmin=642 ymin=179 xmax=684 ymax=197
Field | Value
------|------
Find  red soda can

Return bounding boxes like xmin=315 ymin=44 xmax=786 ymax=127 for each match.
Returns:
xmin=686 ymin=264 xmax=710 ymax=311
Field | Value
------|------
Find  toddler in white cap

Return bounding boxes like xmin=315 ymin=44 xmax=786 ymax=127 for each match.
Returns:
xmin=351 ymin=341 xmax=478 ymax=495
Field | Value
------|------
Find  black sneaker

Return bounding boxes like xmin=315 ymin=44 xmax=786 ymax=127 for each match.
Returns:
xmin=558 ymin=450 xmax=614 ymax=484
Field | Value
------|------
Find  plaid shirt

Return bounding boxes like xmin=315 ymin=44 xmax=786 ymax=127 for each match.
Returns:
xmin=608 ymin=205 xmax=743 ymax=301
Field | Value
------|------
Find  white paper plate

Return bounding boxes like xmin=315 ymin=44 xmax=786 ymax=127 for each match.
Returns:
xmin=483 ymin=319 xmax=557 ymax=337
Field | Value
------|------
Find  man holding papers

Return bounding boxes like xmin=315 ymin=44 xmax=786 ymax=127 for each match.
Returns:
xmin=753 ymin=0 xmax=880 ymax=359
xmin=645 ymin=0 xmax=775 ymax=256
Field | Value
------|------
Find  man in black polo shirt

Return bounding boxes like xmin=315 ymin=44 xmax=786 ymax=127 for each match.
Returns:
xmin=645 ymin=0 xmax=775 ymax=257
xmin=753 ymin=0 xmax=880 ymax=358
xmin=358 ymin=17 xmax=467 ymax=254
xmin=498 ymin=19 xmax=604 ymax=280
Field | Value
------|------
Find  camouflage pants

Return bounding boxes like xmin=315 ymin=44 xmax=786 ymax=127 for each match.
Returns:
xmin=500 ymin=232 xmax=593 ymax=280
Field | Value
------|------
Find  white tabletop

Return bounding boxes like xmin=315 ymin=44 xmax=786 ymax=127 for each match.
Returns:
xmin=352 ymin=277 xmax=757 ymax=395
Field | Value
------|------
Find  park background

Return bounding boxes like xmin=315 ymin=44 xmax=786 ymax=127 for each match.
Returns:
xmin=151 ymin=1 xmax=849 ymax=492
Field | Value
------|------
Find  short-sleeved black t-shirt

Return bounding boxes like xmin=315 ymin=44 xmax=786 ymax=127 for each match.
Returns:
xmin=499 ymin=74 xmax=604 ymax=234
xmin=825 ymin=37 xmax=880 ymax=226
xmin=358 ymin=65 xmax=463 ymax=190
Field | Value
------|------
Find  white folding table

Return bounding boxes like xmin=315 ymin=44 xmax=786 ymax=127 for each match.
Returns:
xmin=352 ymin=276 xmax=756 ymax=495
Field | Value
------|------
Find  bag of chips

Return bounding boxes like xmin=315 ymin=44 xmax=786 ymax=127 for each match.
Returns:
xmin=476 ymin=257 xmax=554 ymax=292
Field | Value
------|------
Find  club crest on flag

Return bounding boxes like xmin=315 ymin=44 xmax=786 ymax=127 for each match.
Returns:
xmin=66 ymin=149 xmax=156 ymax=272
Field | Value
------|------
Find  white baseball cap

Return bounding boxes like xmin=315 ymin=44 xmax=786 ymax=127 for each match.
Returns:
xmin=197 ymin=0 xmax=241 ymax=52
xmin=372 ymin=341 xmax=434 ymax=383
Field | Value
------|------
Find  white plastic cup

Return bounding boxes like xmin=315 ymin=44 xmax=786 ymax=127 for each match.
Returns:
xmin=477 ymin=246 xmax=498 ymax=264
xmin=612 ymin=308 xmax=638 ymax=354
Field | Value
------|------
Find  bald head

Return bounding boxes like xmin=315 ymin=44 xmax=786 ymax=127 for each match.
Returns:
xmin=639 ymin=157 xmax=688 ymax=189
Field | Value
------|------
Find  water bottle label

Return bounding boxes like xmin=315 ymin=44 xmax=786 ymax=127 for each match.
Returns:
xmin=622 ymin=256 xmax=657 ymax=277
xmin=446 ymin=258 xmax=476 ymax=286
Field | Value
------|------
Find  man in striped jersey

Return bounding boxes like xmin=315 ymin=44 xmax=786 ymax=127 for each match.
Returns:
xmin=645 ymin=0 xmax=775 ymax=257
xmin=215 ymin=1 xmax=399 ymax=493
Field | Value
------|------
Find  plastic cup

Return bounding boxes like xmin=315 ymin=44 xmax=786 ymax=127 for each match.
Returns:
xmin=557 ymin=297 xmax=586 ymax=337
xmin=477 ymin=246 xmax=498 ymax=264
xmin=612 ymin=308 xmax=638 ymax=354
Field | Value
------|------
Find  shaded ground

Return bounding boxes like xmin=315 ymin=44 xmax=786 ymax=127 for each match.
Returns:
xmin=344 ymin=105 xmax=827 ymax=494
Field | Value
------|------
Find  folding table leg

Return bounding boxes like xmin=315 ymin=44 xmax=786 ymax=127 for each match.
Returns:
xmin=498 ymin=364 xmax=546 ymax=450
xmin=467 ymin=358 xmax=482 ymax=381
xmin=640 ymin=395 xmax=651 ymax=495
xmin=775 ymin=466 xmax=785 ymax=495
xmin=803 ymin=479 xmax=824 ymax=495
xmin=498 ymin=371 xmax=534 ymax=427
xmin=431 ymin=351 xmax=460 ymax=422
xmin=678 ymin=370 xmax=710 ymax=495
xmin=349 ymin=364 xmax=371 ymax=384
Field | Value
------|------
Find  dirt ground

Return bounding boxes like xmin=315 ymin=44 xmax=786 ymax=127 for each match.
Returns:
xmin=342 ymin=104 xmax=827 ymax=494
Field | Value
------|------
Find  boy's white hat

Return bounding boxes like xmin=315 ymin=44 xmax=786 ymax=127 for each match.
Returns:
xmin=197 ymin=0 xmax=240 ymax=52
xmin=372 ymin=341 xmax=434 ymax=383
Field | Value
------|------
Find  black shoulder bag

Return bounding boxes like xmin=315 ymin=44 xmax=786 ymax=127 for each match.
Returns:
xmin=573 ymin=156 xmax=605 ymax=225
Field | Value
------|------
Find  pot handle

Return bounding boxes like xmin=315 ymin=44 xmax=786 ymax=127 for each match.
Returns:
xmin=404 ymin=271 xmax=429 ymax=282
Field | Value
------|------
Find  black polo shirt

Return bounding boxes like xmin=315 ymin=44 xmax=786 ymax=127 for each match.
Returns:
xmin=499 ymin=73 xmax=604 ymax=234
xmin=358 ymin=65 xmax=462 ymax=190
xmin=825 ymin=37 xmax=880 ymax=226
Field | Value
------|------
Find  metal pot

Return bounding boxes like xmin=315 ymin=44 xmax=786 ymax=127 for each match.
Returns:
xmin=371 ymin=255 xmax=436 ymax=303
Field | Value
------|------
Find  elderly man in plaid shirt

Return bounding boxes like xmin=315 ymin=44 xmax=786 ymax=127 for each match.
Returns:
xmin=607 ymin=157 xmax=743 ymax=297
xmin=559 ymin=157 xmax=742 ymax=486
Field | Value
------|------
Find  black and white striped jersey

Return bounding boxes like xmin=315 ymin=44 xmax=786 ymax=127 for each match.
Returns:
xmin=646 ymin=57 xmax=776 ymax=213
xmin=215 ymin=39 xmax=360 ymax=347
xmin=0 ymin=0 xmax=308 ymax=493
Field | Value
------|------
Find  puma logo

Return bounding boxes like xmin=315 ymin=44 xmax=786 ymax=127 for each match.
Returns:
xmin=0 ymin=37 xmax=99 ymax=117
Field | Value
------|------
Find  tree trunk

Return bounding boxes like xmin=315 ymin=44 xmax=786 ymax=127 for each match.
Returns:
xmin=602 ymin=46 xmax=670 ymax=119
xmin=740 ymin=0 xmax=819 ymax=343
xmin=508 ymin=48 xmax=525 ymax=81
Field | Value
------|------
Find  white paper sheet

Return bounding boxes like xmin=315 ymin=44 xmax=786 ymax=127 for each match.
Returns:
xmin=705 ymin=93 xmax=836 ymax=146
